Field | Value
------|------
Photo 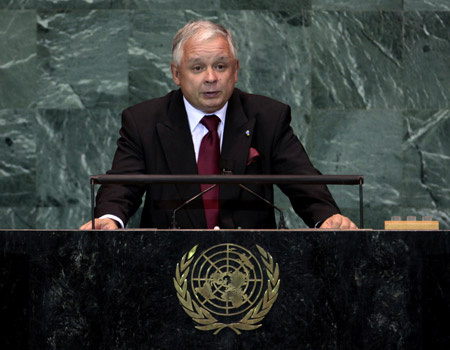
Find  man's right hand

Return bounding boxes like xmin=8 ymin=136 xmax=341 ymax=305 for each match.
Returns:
xmin=79 ymin=218 xmax=119 ymax=230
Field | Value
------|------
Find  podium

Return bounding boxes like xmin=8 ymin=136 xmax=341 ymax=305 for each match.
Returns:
xmin=1 ymin=229 xmax=450 ymax=349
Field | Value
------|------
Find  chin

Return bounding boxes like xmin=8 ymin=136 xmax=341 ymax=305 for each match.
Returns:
xmin=202 ymin=108 xmax=218 ymax=114
xmin=201 ymin=103 xmax=222 ymax=113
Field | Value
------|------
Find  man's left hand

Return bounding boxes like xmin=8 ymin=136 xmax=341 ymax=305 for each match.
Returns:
xmin=320 ymin=214 xmax=358 ymax=229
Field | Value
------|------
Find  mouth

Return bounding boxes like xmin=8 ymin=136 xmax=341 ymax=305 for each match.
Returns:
xmin=202 ymin=91 xmax=220 ymax=98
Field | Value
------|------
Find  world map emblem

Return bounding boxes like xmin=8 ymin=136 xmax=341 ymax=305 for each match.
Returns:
xmin=173 ymin=243 xmax=280 ymax=334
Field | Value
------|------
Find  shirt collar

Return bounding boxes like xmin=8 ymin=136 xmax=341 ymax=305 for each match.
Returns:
xmin=183 ymin=96 xmax=228 ymax=133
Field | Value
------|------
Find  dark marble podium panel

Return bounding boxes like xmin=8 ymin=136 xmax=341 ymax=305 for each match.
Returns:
xmin=1 ymin=229 xmax=449 ymax=350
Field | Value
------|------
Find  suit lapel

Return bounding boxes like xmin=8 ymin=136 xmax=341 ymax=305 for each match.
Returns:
xmin=220 ymin=90 xmax=255 ymax=227
xmin=221 ymin=90 xmax=255 ymax=174
xmin=156 ymin=90 xmax=205 ymax=228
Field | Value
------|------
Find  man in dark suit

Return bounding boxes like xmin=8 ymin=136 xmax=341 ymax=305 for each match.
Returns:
xmin=80 ymin=20 xmax=357 ymax=230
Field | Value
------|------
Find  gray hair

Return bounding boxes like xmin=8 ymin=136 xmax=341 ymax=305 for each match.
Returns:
xmin=172 ymin=20 xmax=238 ymax=66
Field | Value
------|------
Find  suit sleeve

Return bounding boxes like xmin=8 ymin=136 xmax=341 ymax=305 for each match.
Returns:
xmin=94 ymin=108 xmax=146 ymax=226
xmin=269 ymin=105 xmax=341 ymax=227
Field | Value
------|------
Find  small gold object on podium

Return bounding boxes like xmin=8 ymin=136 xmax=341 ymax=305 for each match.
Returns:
xmin=384 ymin=215 xmax=439 ymax=230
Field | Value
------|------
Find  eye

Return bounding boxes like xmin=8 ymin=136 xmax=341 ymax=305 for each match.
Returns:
xmin=192 ymin=65 xmax=204 ymax=72
xmin=215 ymin=64 xmax=227 ymax=71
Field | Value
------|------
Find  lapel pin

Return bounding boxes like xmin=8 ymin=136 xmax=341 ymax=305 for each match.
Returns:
xmin=245 ymin=130 xmax=250 ymax=137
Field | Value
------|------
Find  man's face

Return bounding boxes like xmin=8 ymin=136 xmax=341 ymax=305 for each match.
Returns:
xmin=171 ymin=35 xmax=239 ymax=114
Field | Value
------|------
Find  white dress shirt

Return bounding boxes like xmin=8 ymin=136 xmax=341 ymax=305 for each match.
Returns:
xmin=184 ymin=96 xmax=227 ymax=161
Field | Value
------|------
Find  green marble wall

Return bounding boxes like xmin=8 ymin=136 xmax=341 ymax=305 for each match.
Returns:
xmin=1 ymin=0 xmax=449 ymax=229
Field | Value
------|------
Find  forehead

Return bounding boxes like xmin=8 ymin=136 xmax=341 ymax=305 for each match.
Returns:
xmin=182 ymin=35 xmax=233 ymax=61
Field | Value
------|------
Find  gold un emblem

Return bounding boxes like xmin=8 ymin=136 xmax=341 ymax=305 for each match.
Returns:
xmin=173 ymin=243 xmax=280 ymax=334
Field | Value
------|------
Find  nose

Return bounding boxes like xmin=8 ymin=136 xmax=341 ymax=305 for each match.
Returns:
xmin=204 ymin=67 xmax=218 ymax=84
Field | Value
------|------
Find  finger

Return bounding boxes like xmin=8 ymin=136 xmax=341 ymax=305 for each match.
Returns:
xmin=97 ymin=218 xmax=119 ymax=230
xmin=339 ymin=217 xmax=351 ymax=230
xmin=103 ymin=222 xmax=119 ymax=230
xmin=340 ymin=221 xmax=351 ymax=229
xmin=320 ymin=214 xmax=354 ymax=229
xmin=338 ymin=217 xmax=358 ymax=229
xmin=348 ymin=221 xmax=358 ymax=229
xmin=79 ymin=219 xmax=116 ymax=230
xmin=319 ymin=217 xmax=336 ymax=229
xmin=79 ymin=221 xmax=92 ymax=230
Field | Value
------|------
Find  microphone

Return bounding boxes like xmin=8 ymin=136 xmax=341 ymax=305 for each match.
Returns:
xmin=220 ymin=159 xmax=286 ymax=229
xmin=170 ymin=161 xmax=287 ymax=229
xmin=171 ymin=184 xmax=217 ymax=229
xmin=170 ymin=159 xmax=234 ymax=228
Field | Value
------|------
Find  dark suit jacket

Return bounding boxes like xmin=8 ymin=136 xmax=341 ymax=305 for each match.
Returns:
xmin=95 ymin=88 xmax=340 ymax=229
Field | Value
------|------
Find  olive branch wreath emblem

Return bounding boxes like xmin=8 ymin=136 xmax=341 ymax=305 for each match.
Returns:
xmin=173 ymin=244 xmax=280 ymax=335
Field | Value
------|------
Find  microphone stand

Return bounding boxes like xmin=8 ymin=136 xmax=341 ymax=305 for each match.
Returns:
xmin=171 ymin=184 xmax=218 ymax=229
xmin=237 ymin=184 xmax=286 ymax=229
xmin=221 ymin=166 xmax=286 ymax=229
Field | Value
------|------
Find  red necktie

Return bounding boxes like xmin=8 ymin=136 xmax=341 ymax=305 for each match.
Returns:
xmin=197 ymin=115 xmax=220 ymax=229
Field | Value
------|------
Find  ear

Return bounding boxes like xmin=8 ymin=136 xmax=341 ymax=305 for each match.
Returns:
xmin=234 ymin=59 xmax=239 ymax=83
xmin=171 ymin=62 xmax=181 ymax=86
